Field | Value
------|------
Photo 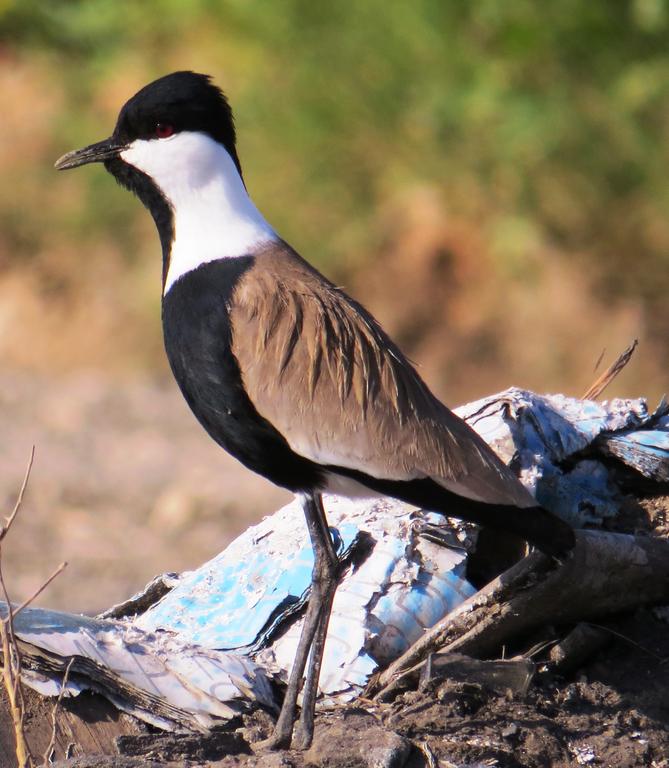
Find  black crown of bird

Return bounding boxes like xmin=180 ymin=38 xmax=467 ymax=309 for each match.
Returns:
xmin=56 ymin=71 xmax=575 ymax=750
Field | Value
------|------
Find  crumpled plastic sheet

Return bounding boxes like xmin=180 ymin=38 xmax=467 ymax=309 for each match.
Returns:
xmin=8 ymin=388 xmax=669 ymax=730
xmin=138 ymin=496 xmax=475 ymax=703
xmin=0 ymin=603 xmax=275 ymax=731
xmin=456 ymin=388 xmax=669 ymax=525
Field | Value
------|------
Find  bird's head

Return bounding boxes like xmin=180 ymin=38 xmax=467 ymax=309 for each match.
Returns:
xmin=55 ymin=71 xmax=241 ymax=180
xmin=55 ymin=71 xmax=249 ymax=271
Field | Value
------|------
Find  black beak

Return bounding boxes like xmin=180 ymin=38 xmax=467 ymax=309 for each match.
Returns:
xmin=54 ymin=137 xmax=125 ymax=171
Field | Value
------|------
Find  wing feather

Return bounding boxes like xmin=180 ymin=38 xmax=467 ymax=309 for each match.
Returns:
xmin=231 ymin=242 xmax=535 ymax=509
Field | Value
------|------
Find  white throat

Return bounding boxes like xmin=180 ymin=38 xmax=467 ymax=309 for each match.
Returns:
xmin=120 ymin=131 xmax=277 ymax=295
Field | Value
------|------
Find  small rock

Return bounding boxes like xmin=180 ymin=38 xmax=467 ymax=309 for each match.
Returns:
xmin=365 ymin=731 xmax=411 ymax=768
xmin=305 ymin=711 xmax=410 ymax=768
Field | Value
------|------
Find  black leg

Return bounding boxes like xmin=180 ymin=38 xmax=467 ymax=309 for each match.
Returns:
xmin=293 ymin=494 xmax=338 ymax=749
xmin=262 ymin=491 xmax=339 ymax=750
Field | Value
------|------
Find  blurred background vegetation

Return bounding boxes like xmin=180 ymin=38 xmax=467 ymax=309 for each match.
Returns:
xmin=0 ymin=0 xmax=668 ymax=399
xmin=0 ymin=0 xmax=669 ymax=610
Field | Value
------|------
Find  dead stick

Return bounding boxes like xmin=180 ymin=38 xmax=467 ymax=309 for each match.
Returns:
xmin=370 ymin=530 xmax=669 ymax=700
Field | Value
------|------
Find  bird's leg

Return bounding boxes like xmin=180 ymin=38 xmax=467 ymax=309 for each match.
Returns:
xmin=292 ymin=493 xmax=338 ymax=749
xmin=264 ymin=587 xmax=322 ymax=749
xmin=263 ymin=491 xmax=339 ymax=750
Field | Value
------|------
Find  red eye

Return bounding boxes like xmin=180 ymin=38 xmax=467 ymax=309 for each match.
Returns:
xmin=155 ymin=122 xmax=174 ymax=139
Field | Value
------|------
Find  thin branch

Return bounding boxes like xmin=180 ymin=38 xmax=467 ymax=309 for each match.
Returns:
xmin=42 ymin=657 xmax=74 ymax=767
xmin=0 ymin=448 xmax=66 ymax=768
xmin=0 ymin=447 xmax=35 ymax=544
xmin=14 ymin=562 xmax=68 ymax=617
xmin=0 ymin=557 xmax=33 ymax=768
xmin=582 ymin=339 xmax=638 ymax=400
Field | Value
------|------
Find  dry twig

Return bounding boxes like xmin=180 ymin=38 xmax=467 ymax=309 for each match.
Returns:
xmin=0 ymin=449 xmax=68 ymax=768
xmin=0 ymin=594 xmax=31 ymax=768
xmin=14 ymin=562 xmax=67 ymax=619
xmin=42 ymin=657 xmax=74 ymax=767
xmin=0 ymin=448 xmax=37 ymax=768
xmin=0 ymin=447 xmax=34 ymax=544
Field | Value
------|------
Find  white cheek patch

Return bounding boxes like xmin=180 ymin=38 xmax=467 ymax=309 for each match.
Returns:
xmin=121 ymin=132 xmax=277 ymax=295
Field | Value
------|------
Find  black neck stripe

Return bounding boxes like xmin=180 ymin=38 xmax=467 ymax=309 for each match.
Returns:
xmin=105 ymin=157 xmax=175 ymax=285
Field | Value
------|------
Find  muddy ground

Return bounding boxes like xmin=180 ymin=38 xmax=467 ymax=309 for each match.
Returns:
xmin=1 ymin=372 xmax=668 ymax=767
xmin=21 ymin=604 xmax=669 ymax=768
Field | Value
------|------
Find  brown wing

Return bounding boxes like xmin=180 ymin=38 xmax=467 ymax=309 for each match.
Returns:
xmin=230 ymin=241 xmax=535 ymax=508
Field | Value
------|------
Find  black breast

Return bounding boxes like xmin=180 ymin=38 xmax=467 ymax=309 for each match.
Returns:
xmin=161 ymin=257 xmax=324 ymax=492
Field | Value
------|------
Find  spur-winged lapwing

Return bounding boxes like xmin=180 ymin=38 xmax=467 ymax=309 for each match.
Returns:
xmin=55 ymin=71 xmax=574 ymax=749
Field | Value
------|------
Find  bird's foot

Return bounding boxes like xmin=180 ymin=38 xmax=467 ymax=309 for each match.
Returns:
xmin=253 ymin=727 xmax=293 ymax=752
xmin=252 ymin=702 xmax=301 ymax=751
xmin=253 ymin=709 xmax=314 ymax=752
xmin=292 ymin=716 xmax=314 ymax=751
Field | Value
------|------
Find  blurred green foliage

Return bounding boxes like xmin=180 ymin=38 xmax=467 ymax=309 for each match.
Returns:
xmin=0 ymin=1 xmax=667 ymax=389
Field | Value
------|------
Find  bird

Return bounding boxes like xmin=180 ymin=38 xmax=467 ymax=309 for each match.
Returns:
xmin=55 ymin=71 xmax=575 ymax=749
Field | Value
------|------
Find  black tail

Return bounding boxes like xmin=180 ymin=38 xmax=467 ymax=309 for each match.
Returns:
xmin=329 ymin=467 xmax=576 ymax=558
xmin=471 ymin=502 xmax=576 ymax=558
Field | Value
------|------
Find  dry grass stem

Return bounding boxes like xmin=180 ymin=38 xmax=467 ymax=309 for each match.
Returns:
xmin=42 ymin=657 xmax=74 ymax=767
xmin=585 ymin=622 xmax=666 ymax=663
xmin=582 ymin=339 xmax=638 ymax=400
xmin=592 ymin=347 xmax=606 ymax=373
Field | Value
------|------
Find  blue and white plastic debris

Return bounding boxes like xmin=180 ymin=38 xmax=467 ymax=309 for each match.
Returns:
xmin=7 ymin=389 xmax=669 ymax=731
xmin=137 ymin=495 xmax=475 ymax=703
xmin=1 ymin=603 xmax=275 ymax=731
xmin=455 ymin=388 xmax=669 ymax=525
